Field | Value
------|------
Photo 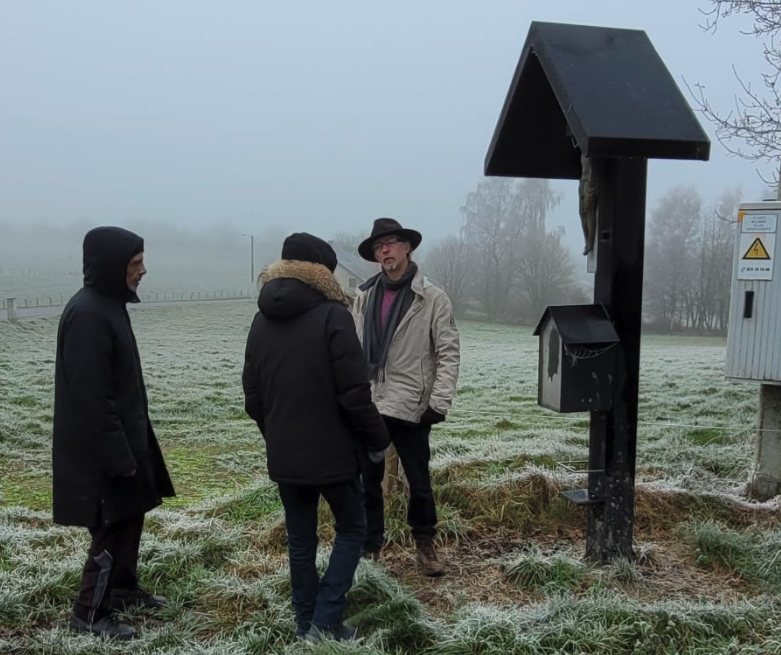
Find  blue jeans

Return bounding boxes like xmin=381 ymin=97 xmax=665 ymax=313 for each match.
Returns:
xmin=362 ymin=419 xmax=437 ymax=552
xmin=277 ymin=477 xmax=366 ymax=631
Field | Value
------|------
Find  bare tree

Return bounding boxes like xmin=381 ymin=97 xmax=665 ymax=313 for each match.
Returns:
xmin=512 ymin=226 xmax=588 ymax=320
xmin=644 ymin=185 xmax=740 ymax=334
xmin=644 ymin=186 xmax=703 ymax=331
xmin=695 ymin=188 xmax=740 ymax=333
xmin=692 ymin=1 xmax=781 ymax=191
xmin=460 ymin=178 xmax=523 ymax=320
xmin=460 ymin=178 xmax=563 ymax=321
xmin=460 ymin=178 xmax=576 ymax=322
xmin=424 ymin=236 xmax=473 ymax=318
xmin=331 ymin=230 xmax=364 ymax=252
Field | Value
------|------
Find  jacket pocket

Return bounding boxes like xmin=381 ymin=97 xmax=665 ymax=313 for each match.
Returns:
xmin=100 ymin=467 xmax=155 ymax=525
xmin=418 ymin=356 xmax=428 ymax=405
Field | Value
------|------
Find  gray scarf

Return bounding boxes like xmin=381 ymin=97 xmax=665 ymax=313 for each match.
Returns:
xmin=362 ymin=262 xmax=417 ymax=382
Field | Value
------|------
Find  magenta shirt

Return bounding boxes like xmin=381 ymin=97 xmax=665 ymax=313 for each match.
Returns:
xmin=380 ymin=289 xmax=399 ymax=328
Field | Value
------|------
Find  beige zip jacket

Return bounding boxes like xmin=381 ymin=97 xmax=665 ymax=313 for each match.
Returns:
xmin=352 ymin=266 xmax=460 ymax=423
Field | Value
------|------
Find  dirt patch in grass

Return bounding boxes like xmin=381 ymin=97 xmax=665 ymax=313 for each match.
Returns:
xmin=631 ymin=537 xmax=754 ymax=601
xmin=376 ymin=529 xmax=756 ymax=617
xmin=380 ymin=531 xmax=531 ymax=614
xmin=372 ymin=478 xmax=781 ymax=615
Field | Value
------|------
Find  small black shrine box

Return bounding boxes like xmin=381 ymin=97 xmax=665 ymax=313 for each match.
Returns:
xmin=533 ymin=305 xmax=619 ymax=413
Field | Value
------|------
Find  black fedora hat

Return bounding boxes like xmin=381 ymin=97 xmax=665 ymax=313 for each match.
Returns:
xmin=358 ymin=218 xmax=422 ymax=262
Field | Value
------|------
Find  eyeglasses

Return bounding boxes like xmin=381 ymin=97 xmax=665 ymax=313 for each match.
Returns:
xmin=372 ymin=236 xmax=403 ymax=252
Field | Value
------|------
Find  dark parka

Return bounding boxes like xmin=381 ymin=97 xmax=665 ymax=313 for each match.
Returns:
xmin=52 ymin=227 xmax=175 ymax=527
xmin=243 ymin=259 xmax=389 ymax=486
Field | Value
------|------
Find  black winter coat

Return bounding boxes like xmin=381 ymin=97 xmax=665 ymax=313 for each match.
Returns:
xmin=52 ymin=227 xmax=175 ymax=527
xmin=243 ymin=260 xmax=389 ymax=486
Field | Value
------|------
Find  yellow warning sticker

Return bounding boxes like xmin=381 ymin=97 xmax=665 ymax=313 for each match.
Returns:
xmin=743 ymin=238 xmax=771 ymax=260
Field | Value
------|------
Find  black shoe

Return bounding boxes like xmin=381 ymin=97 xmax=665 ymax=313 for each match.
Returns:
xmin=361 ymin=549 xmax=381 ymax=561
xmin=295 ymin=621 xmax=311 ymax=639
xmin=110 ymin=586 xmax=167 ymax=611
xmin=305 ymin=622 xmax=357 ymax=644
xmin=69 ymin=613 xmax=136 ymax=640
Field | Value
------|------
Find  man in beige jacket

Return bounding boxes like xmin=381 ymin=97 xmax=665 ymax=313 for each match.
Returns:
xmin=353 ymin=218 xmax=460 ymax=576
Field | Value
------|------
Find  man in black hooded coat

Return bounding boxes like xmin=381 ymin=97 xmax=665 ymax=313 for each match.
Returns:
xmin=243 ymin=233 xmax=389 ymax=643
xmin=52 ymin=226 xmax=175 ymax=640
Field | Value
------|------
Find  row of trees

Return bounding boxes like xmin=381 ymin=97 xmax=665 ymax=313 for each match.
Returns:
xmin=644 ymin=186 xmax=740 ymax=334
xmin=419 ymin=179 xmax=741 ymax=335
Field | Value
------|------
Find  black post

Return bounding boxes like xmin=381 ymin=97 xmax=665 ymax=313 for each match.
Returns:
xmin=586 ymin=157 xmax=647 ymax=563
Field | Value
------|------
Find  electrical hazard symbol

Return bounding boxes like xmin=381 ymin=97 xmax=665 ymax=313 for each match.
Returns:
xmin=742 ymin=237 xmax=771 ymax=260
xmin=738 ymin=233 xmax=774 ymax=280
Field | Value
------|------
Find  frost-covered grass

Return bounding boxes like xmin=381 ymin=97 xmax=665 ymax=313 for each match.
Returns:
xmin=2 ymin=303 xmax=781 ymax=653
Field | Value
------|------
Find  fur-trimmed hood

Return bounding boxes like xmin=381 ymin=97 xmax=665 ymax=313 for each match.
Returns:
xmin=257 ymin=260 xmax=352 ymax=320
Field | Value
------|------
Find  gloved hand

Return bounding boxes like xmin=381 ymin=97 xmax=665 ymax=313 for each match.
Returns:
xmin=367 ymin=448 xmax=388 ymax=464
xmin=419 ymin=407 xmax=446 ymax=425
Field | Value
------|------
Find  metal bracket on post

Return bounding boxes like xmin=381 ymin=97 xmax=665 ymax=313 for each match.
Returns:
xmin=561 ymin=490 xmax=604 ymax=505
xmin=557 ymin=460 xmax=605 ymax=505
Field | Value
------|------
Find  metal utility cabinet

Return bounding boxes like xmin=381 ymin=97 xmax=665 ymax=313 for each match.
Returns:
xmin=726 ymin=201 xmax=781 ymax=383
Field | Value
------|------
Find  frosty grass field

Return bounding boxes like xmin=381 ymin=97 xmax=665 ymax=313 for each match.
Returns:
xmin=2 ymin=300 xmax=781 ymax=654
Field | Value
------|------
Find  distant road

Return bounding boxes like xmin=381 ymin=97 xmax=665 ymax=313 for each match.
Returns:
xmin=0 ymin=297 xmax=254 ymax=322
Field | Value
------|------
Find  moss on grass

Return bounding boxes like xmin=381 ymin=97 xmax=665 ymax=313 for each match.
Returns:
xmin=684 ymin=428 xmax=734 ymax=446
xmin=0 ymin=467 xmax=52 ymax=510
xmin=161 ymin=443 xmax=263 ymax=507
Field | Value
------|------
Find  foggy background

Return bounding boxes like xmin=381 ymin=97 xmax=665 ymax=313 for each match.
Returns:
xmin=0 ymin=0 xmax=767 ymax=316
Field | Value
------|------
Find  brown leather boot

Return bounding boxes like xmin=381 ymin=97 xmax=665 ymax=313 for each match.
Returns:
xmin=413 ymin=534 xmax=444 ymax=577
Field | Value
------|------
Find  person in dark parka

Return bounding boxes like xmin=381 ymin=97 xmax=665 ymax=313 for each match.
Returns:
xmin=52 ymin=226 xmax=175 ymax=640
xmin=243 ymin=233 xmax=389 ymax=643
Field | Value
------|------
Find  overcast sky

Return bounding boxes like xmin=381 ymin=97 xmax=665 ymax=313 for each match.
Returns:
xmin=0 ymin=0 xmax=769 ymax=255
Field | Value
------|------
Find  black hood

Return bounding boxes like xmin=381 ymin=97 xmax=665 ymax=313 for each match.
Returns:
xmin=258 ymin=278 xmax=327 ymax=321
xmin=83 ymin=226 xmax=144 ymax=303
